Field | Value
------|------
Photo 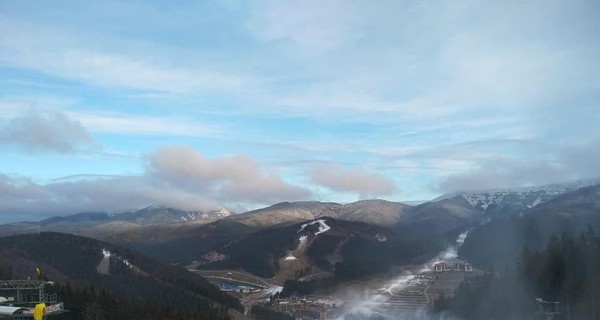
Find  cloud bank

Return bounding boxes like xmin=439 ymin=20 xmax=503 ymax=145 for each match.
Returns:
xmin=149 ymin=146 xmax=312 ymax=204
xmin=0 ymin=146 xmax=313 ymax=220
xmin=437 ymin=138 xmax=600 ymax=192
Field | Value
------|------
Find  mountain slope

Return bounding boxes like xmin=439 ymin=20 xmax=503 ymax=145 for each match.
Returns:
xmin=231 ymin=201 xmax=341 ymax=228
xmin=327 ymin=199 xmax=412 ymax=226
xmin=230 ymin=200 xmax=412 ymax=228
xmin=0 ymin=232 xmax=242 ymax=318
xmin=459 ymin=184 xmax=600 ymax=269
xmin=203 ymin=217 xmax=391 ymax=280
xmin=396 ymin=195 xmax=483 ymax=239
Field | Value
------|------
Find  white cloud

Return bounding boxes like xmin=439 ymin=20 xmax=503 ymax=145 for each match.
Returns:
xmin=311 ymin=163 xmax=396 ymax=197
xmin=149 ymin=146 xmax=313 ymax=204
xmin=0 ymin=174 xmax=219 ymax=218
xmin=0 ymin=109 xmax=95 ymax=153
xmin=0 ymin=145 xmax=314 ymax=219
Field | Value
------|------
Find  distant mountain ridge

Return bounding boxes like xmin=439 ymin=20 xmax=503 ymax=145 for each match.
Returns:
xmin=0 ymin=205 xmax=233 ymax=238
xmin=231 ymin=199 xmax=412 ymax=227
xmin=110 ymin=204 xmax=232 ymax=224
xmin=434 ymin=178 xmax=600 ymax=216
xmin=2 ymin=179 xmax=599 ymax=256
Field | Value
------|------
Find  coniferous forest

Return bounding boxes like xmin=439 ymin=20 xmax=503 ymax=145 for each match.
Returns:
xmin=434 ymin=229 xmax=600 ymax=320
xmin=0 ymin=233 xmax=242 ymax=320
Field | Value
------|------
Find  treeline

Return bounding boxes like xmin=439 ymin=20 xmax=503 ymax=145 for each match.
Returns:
xmin=434 ymin=229 xmax=600 ymax=319
xmin=52 ymin=283 xmax=228 ymax=320
xmin=0 ymin=233 xmax=242 ymax=318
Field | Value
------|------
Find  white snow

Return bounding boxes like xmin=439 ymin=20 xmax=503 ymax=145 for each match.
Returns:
xmin=97 ymin=249 xmax=111 ymax=275
xmin=527 ymin=197 xmax=542 ymax=208
xmin=147 ymin=204 xmax=163 ymax=211
xmin=383 ymin=273 xmax=415 ymax=295
xmin=456 ymin=231 xmax=469 ymax=245
xmin=284 ymin=253 xmax=297 ymax=261
xmin=101 ymin=249 xmax=134 ymax=269
xmin=442 ymin=247 xmax=458 ymax=259
xmin=298 ymin=219 xmax=331 ymax=236
xmin=298 ymin=235 xmax=308 ymax=246
xmin=440 ymin=231 xmax=468 ymax=260
xmin=265 ymin=285 xmax=283 ymax=296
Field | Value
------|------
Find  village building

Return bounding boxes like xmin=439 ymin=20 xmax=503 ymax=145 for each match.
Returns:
xmin=432 ymin=259 xmax=473 ymax=272
xmin=201 ymin=251 xmax=228 ymax=263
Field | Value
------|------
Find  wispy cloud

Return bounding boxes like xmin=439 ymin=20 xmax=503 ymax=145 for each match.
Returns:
xmin=0 ymin=98 xmax=225 ymax=139
xmin=0 ymin=17 xmax=257 ymax=95
xmin=70 ymin=111 xmax=224 ymax=138
xmin=436 ymin=138 xmax=600 ymax=192
xmin=246 ymin=0 xmax=365 ymax=55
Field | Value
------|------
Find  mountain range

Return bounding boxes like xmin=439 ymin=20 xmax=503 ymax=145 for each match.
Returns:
xmin=1 ymin=179 xmax=599 ymax=320
xmin=1 ymin=179 xmax=599 ymax=282
xmin=5 ymin=179 xmax=598 ymax=239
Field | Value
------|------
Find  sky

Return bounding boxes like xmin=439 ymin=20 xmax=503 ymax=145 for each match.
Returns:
xmin=1 ymin=0 xmax=599 ymax=222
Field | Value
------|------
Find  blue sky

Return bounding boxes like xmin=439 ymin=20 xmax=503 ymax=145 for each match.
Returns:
xmin=1 ymin=0 xmax=599 ymax=221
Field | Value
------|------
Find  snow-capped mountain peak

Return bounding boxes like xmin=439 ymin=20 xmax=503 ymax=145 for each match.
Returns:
xmin=445 ymin=178 xmax=600 ymax=213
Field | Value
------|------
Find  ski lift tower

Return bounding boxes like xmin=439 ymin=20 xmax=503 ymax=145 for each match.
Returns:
xmin=0 ymin=279 xmax=66 ymax=319
xmin=535 ymin=298 xmax=560 ymax=320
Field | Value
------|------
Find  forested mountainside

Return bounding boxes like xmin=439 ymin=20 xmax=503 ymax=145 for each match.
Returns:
xmin=200 ymin=217 xmax=462 ymax=295
xmin=0 ymin=232 xmax=242 ymax=319
xmin=118 ymin=195 xmax=478 ymax=270
xmin=428 ymin=185 xmax=600 ymax=320
xmin=459 ymin=185 xmax=600 ymax=269
xmin=434 ymin=230 xmax=600 ymax=320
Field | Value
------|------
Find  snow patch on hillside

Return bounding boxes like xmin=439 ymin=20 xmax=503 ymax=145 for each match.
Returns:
xmin=284 ymin=253 xmax=297 ymax=261
xmin=298 ymin=235 xmax=308 ymax=247
xmin=527 ymin=197 xmax=542 ymax=208
xmin=180 ymin=208 xmax=232 ymax=222
xmin=98 ymin=248 xmax=134 ymax=275
xmin=97 ymin=249 xmax=111 ymax=275
xmin=456 ymin=231 xmax=468 ymax=245
xmin=298 ymin=219 xmax=331 ymax=236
